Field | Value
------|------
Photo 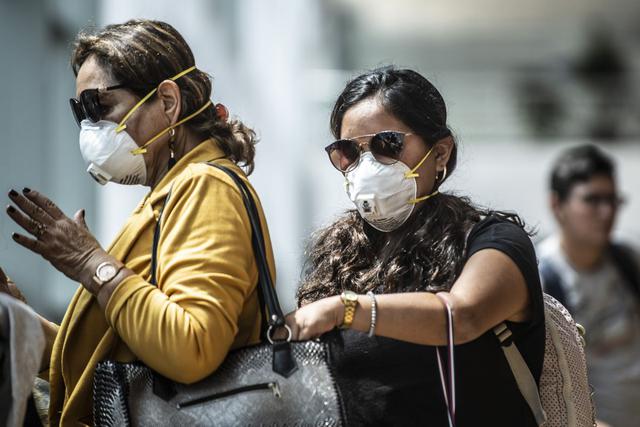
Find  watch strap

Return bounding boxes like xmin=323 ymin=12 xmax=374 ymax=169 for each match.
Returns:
xmin=340 ymin=291 xmax=358 ymax=329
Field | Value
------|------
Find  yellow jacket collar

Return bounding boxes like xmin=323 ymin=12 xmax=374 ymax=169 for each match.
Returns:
xmin=146 ymin=139 xmax=226 ymax=207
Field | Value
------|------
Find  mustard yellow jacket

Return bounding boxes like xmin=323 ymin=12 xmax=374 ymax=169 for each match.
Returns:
xmin=46 ymin=140 xmax=276 ymax=426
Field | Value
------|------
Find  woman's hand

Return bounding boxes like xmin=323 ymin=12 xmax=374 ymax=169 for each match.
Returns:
xmin=284 ymin=296 xmax=344 ymax=341
xmin=0 ymin=266 xmax=27 ymax=303
xmin=6 ymin=188 xmax=109 ymax=291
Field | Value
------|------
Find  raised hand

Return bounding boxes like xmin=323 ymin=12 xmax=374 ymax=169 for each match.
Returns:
xmin=6 ymin=188 xmax=108 ymax=289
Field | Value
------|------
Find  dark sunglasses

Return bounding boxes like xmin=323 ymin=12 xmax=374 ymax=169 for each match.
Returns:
xmin=69 ymin=84 xmax=126 ymax=127
xmin=324 ymin=131 xmax=412 ymax=172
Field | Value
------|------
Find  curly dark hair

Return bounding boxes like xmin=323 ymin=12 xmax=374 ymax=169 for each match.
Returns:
xmin=296 ymin=67 xmax=525 ymax=305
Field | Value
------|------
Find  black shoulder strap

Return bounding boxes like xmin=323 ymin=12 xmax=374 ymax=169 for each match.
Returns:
xmin=539 ymin=261 xmax=572 ymax=313
xmin=205 ymin=163 xmax=285 ymax=325
xmin=610 ymin=243 xmax=640 ymax=300
xmin=149 ymin=163 xmax=285 ymax=331
xmin=150 ymin=188 xmax=172 ymax=287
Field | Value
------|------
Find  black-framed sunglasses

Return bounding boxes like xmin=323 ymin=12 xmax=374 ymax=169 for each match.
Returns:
xmin=324 ymin=131 xmax=413 ymax=172
xmin=69 ymin=84 xmax=127 ymax=127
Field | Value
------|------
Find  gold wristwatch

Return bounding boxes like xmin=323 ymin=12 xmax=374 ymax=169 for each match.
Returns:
xmin=340 ymin=290 xmax=358 ymax=329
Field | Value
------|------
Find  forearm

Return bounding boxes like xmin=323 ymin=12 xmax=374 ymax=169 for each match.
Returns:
xmin=340 ymin=292 xmax=481 ymax=346
xmin=346 ymin=292 xmax=448 ymax=345
xmin=343 ymin=250 xmax=530 ymax=344
xmin=104 ymin=274 xmax=237 ymax=384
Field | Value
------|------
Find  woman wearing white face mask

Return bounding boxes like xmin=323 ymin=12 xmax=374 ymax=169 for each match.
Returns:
xmin=1 ymin=19 xmax=276 ymax=426
xmin=284 ymin=67 xmax=545 ymax=426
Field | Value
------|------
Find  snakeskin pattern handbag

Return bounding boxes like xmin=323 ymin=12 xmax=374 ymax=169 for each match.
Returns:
xmin=93 ymin=163 xmax=344 ymax=426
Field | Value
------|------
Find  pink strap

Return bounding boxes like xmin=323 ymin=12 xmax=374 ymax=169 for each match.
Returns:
xmin=435 ymin=292 xmax=456 ymax=427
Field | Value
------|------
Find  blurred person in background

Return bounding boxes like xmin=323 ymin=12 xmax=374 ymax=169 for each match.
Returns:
xmin=285 ymin=67 xmax=546 ymax=426
xmin=538 ymin=144 xmax=640 ymax=427
xmin=0 ymin=19 xmax=275 ymax=426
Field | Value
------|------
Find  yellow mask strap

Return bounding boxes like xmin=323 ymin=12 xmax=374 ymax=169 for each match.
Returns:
xmin=116 ymin=65 xmax=197 ymax=133
xmin=408 ymin=190 xmax=439 ymax=205
xmin=131 ymin=100 xmax=212 ymax=155
xmin=404 ymin=145 xmax=436 ymax=179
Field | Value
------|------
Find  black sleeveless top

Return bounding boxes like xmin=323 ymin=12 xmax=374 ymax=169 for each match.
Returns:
xmin=326 ymin=215 xmax=545 ymax=426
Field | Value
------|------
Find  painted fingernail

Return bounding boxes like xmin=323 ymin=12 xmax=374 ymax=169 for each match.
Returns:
xmin=11 ymin=233 xmax=18 ymax=240
xmin=22 ymin=188 xmax=31 ymax=194
xmin=9 ymin=190 xmax=18 ymax=197
xmin=7 ymin=205 xmax=15 ymax=213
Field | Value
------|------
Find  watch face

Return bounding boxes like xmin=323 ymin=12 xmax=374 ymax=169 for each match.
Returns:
xmin=97 ymin=263 xmax=118 ymax=282
xmin=343 ymin=291 xmax=358 ymax=302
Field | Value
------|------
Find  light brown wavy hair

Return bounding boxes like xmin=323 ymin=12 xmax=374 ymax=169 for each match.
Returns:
xmin=297 ymin=67 xmax=525 ymax=305
xmin=71 ymin=19 xmax=257 ymax=174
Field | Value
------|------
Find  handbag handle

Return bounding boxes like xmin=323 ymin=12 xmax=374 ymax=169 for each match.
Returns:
xmin=150 ymin=163 xmax=297 ymax=377
xmin=435 ymin=292 xmax=456 ymax=427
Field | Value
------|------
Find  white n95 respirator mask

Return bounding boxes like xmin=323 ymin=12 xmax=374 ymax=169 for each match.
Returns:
xmin=344 ymin=148 xmax=438 ymax=232
xmin=78 ymin=120 xmax=147 ymax=185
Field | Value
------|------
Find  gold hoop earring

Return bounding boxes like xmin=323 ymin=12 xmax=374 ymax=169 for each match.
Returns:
xmin=168 ymin=128 xmax=177 ymax=170
xmin=438 ymin=166 xmax=448 ymax=183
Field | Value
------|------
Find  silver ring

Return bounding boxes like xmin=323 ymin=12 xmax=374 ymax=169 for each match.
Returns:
xmin=267 ymin=324 xmax=292 ymax=345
